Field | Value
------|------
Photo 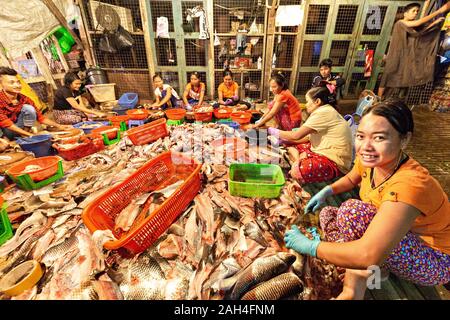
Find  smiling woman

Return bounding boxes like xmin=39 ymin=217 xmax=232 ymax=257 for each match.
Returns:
xmin=285 ymin=99 xmax=450 ymax=300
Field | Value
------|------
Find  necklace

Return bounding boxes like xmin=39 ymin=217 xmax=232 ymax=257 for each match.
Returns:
xmin=370 ymin=152 xmax=405 ymax=189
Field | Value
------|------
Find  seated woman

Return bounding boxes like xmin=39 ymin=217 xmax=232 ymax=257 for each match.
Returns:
xmin=53 ymin=72 xmax=105 ymax=125
xmin=182 ymin=72 xmax=206 ymax=111
xmin=268 ymin=87 xmax=353 ymax=184
xmin=149 ymin=74 xmax=181 ymax=110
xmin=284 ymin=99 xmax=450 ymax=300
xmin=213 ymin=69 xmax=251 ymax=110
xmin=253 ymin=73 xmax=302 ymax=131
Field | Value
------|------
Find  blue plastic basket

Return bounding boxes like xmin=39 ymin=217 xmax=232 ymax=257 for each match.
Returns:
xmin=118 ymin=92 xmax=138 ymax=109
xmin=217 ymin=120 xmax=240 ymax=130
xmin=73 ymin=121 xmax=110 ymax=134
xmin=112 ymin=105 xmax=132 ymax=115
xmin=16 ymin=134 xmax=54 ymax=158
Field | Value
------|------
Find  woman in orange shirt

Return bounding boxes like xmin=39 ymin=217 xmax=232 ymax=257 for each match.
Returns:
xmin=284 ymin=99 xmax=450 ymax=299
xmin=213 ymin=69 xmax=251 ymax=110
xmin=252 ymin=73 xmax=301 ymax=131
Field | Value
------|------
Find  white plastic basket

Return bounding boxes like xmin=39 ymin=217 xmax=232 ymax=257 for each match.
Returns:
xmin=86 ymin=83 xmax=116 ymax=103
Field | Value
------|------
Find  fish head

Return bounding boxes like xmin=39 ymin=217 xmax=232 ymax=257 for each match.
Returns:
xmin=276 ymin=252 xmax=297 ymax=266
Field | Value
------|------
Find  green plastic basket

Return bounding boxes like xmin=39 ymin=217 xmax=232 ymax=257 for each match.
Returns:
xmin=229 ymin=163 xmax=285 ymax=198
xmin=101 ymin=131 xmax=121 ymax=145
xmin=0 ymin=201 xmax=13 ymax=246
xmin=8 ymin=161 xmax=65 ymax=191
xmin=166 ymin=119 xmax=184 ymax=126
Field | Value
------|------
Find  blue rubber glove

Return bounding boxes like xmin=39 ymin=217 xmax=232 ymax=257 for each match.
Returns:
xmin=284 ymin=225 xmax=321 ymax=257
xmin=304 ymin=185 xmax=333 ymax=214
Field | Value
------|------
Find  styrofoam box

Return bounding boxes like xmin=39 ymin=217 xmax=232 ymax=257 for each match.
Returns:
xmin=90 ymin=0 xmax=134 ymax=33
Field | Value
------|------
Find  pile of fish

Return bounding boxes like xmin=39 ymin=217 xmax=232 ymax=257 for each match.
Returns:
xmin=0 ymin=123 xmax=342 ymax=300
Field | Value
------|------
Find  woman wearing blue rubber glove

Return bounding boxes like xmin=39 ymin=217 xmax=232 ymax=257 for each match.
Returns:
xmin=304 ymin=185 xmax=334 ymax=214
xmin=284 ymin=99 xmax=450 ymax=300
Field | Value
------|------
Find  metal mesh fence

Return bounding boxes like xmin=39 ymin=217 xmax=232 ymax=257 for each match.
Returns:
xmin=334 ymin=5 xmax=358 ymax=34
xmin=301 ymin=40 xmax=323 ymax=67
xmin=106 ymin=70 xmax=151 ymax=101
xmin=182 ymin=1 xmax=204 ymax=33
xmin=348 ymin=72 xmax=367 ymax=97
xmin=305 ymin=5 xmax=329 ymax=35
xmin=158 ymin=72 xmax=181 ymax=97
xmin=150 ymin=0 xmax=174 ymax=32
xmin=296 ymin=72 xmax=316 ymax=96
xmin=184 ymin=39 xmax=208 ymax=66
xmin=274 ymin=35 xmax=296 ymax=68
xmin=244 ymin=70 xmax=263 ymax=99
xmin=155 ymin=38 xmax=177 ymax=66
xmin=329 ymin=41 xmax=351 ymax=67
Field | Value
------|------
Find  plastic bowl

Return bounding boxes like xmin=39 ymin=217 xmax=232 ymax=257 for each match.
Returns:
xmin=6 ymin=156 xmax=61 ymax=182
xmin=91 ymin=126 xmax=119 ymax=140
xmin=108 ymin=115 xmax=130 ymax=125
xmin=214 ymin=107 xmax=233 ymax=119
xmin=231 ymin=111 xmax=252 ymax=125
xmin=16 ymin=134 xmax=53 ymax=158
xmin=73 ymin=121 xmax=110 ymax=134
xmin=126 ymin=109 xmax=149 ymax=120
xmin=165 ymin=108 xmax=186 ymax=120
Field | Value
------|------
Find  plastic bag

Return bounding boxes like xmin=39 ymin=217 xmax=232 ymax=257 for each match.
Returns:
xmin=98 ymin=33 xmax=117 ymax=53
xmin=114 ymin=25 xmax=134 ymax=51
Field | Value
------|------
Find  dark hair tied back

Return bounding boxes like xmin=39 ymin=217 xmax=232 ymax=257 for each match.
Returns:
xmin=306 ymin=87 xmax=330 ymax=105
xmin=0 ymin=67 xmax=18 ymax=77
xmin=271 ymin=71 xmax=288 ymax=90
xmin=223 ymin=68 xmax=233 ymax=78
xmin=362 ymin=98 xmax=414 ymax=137
xmin=63 ymin=72 xmax=81 ymax=87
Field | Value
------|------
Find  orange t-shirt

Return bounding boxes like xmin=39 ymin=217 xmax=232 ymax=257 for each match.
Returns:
xmin=218 ymin=81 xmax=239 ymax=99
xmin=348 ymin=156 xmax=450 ymax=255
xmin=277 ymin=90 xmax=302 ymax=121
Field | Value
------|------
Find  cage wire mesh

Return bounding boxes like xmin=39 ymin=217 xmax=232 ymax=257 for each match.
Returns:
xmin=334 ymin=5 xmax=358 ymax=34
xmin=182 ymin=1 xmax=204 ymax=33
xmin=184 ymin=39 xmax=207 ymax=66
xmin=305 ymin=5 xmax=329 ymax=35
xmin=273 ymin=35 xmax=296 ymax=68
xmin=296 ymin=72 xmax=317 ymax=96
xmin=244 ymin=71 xmax=263 ymax=99
xmin=329 ymin=41 xmax=350 ymax=67
xmin=277 ymin=0 xmax=302 ymax=33
xmin=106 ymin=70 xmax=152 ymax=102
xmin=301 ymin=40 xmax=323 ymax=67
xmin=150 ymin=0 xmax=175 ymax=32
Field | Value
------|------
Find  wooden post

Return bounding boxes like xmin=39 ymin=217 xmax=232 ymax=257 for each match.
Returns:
xmin=290 ymin=1 xmax=309 ymax=92
xmin=206 ymin=0 xmax=215 ymax=100
xmin=139 ymin=0 xmax=156 ymax=100
xmin=262 ymin=0 xmax=278 ymax=99
xmin=31 ymin=48 xmax=57 ymax=90
xmin=74 ymin=0 xmax=95 ymax=67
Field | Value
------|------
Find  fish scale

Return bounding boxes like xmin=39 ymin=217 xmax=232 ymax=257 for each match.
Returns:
xmin=229 ymin=253 xmax=296 ymax=300
xmin=241 ymin=273 xmax=304 ymax=300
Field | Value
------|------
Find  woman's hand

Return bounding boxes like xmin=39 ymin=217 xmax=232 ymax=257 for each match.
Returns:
xmin=284 ymin=225 xmax=321 ymax=257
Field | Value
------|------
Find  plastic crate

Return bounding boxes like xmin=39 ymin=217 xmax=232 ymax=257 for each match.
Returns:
xmin=118 ymin=92 xmax=138 ymax=109
xmin=82 ymin=151 xmax=202 ymax=254
xmin=166 ymin=119 xmax=184 ymax=126
xmin=108 ymin=115 xmax=129 ymax=132
xmin=53 ymin=134 xmax=105 ymax=161
xmin=91 ymin=127 xmax=121 ymax=145
xmin=127 ymin=118 xmax=168 ymax=146
xmin=229 ymin=163 xmax=285 ymax=198
xmin=7 ymin=156 xmax=61 ymax=182
xmin=86 ymin=84 xmax=116 ymax=103
xmin=73 ymin=121 xmax=110 ymax=134
xmin=0 ymin=197 xmax=13 ymax=246
xmin=7 ymin=160 xmax=64 ymax=191
xmin=214 ymin=107 xmax=233 ymax=120
xmin=16 ymin=134 xmax=54 ymax=158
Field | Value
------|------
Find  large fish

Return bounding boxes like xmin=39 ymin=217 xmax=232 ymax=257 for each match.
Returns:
xmin=241 ymin=272 xmax=303 ymax=300
xmin=228 ymin=252 xmax=296 ymax=300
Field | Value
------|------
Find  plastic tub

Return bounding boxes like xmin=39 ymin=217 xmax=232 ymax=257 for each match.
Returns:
xmin=126 ymin=109 xmax=149 ymax=120
xmin=231 ymin=111 xmax=252 ymax=125
xmin=118 ymin=92 xmax=138 ymax=109
xmin=7 ymin=156 xmax=61 ymax=182
xmin=210 ymin=137 xmax=247 ymax=160
xmin=16 ymin=134 xmax=53 ymax=158
xmin=229 ymin=163 xmax=285 ymax=198
xmin=217 ymin=120 xmax=240 ymax=130
xmin=165 ymin=108 xmax=186 ymax=120
xmin=73 ymin=121 xmax=110 ymax=134
xmin=127 ymin=118 xmax=168 ymax=146
xmin=86 ymin=83 xmax=116 ymax=103
xmin=50 ymin=128 xmax=84 ymax=143
xmin=194 ymin=106 xmax=213 ymax=122
xmin=82 ymin=151 xmax=202 ymax=254
xmin=0 ymin=197 xmax=13 ymax=246
xmin=214 ymin=107 xmax=233 ymax=120
xmin=91 ymin=126 xmax=119 ymax=140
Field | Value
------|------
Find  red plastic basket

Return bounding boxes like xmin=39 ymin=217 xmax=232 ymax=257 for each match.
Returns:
xmin=53 ymin=134 xmax=105 ymax=161
xmin=165 ymin=108 xmax=186 ymax=120
xmin=82 ymin=151 xmax=202 ymax=254
xmin=91 ymin=126 xmax=119 ymax=140
xmin=7 ymin=156 xmax=61 ymax=182
xmin=231 ymin=111 xmax=252 ymax=125
xmin=126 ymin=109 xmax=149 ymax=120
xmin=126 ymin=118 xmax=168 ymax=146
xmin=108 ymin=115 xmax=130 ymax=127
xmin=194 ymin=106 xmax=213 ymax=122
xmin=214 ymin=107 xmax=233 ymax=119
